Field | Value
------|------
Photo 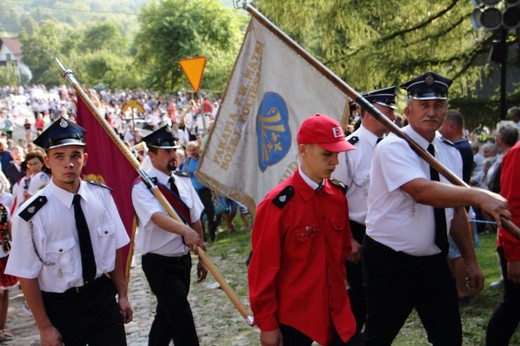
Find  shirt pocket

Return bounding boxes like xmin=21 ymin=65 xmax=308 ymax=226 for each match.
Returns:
xmin=46 ymin=237 xmax=77 ymax=278
xmin=287 ymin=223 xmax=319 ymax=262
xmin=293 ymin=223 xmax=319 ymax=242
xmin=351 ymin=169 xmax=371 ymax=195
xmin=330 ymin=217 xmax=346 ymax=232
xmin=330 ymin=217 xmax=350 ymax=253
xmin=96 ymin=224 xmax=116 ymax=268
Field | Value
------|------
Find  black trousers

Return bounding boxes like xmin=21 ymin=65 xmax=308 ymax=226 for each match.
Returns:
xmin=486 ymin=247 xmax=520 ymax=346
xmin=141 ymin=253 xmax=199 ymax=346
xmin=279 ymin=324 xmax=364 ymax=346
xmin=346 ymin=220 xmax=366 ymax=333
xmin=362 ymin=236 xmax=461 ymax=346
xmin=196 ymin=187 xmax=217 ymax=241
xmin=41 ymin=275 xmax=126 ymax=346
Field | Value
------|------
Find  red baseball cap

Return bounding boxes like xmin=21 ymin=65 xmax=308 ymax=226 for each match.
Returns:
xmin=296 ymin=113 xmax=355 ymax=152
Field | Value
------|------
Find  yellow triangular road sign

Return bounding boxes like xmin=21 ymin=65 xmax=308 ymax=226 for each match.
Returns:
xmin=179 ymin=56 xmax=206 ymax=92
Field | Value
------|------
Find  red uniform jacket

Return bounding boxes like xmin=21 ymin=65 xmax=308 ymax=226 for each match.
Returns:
xmin=248 ymin=170 xmax=356 ymax=345
xmin=497 ymin=142 xmax=520 ymax=261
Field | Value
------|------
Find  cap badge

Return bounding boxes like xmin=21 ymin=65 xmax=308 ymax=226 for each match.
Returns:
xmin=59 ymin=118 xmax=69 ymax=128
xmin=332 ymin=127 xmax=343 ymax=138
xmin=166 ymin=125 xmax=173 ymax=133
xmin=425 ymin=74 xmax=434 ymax=86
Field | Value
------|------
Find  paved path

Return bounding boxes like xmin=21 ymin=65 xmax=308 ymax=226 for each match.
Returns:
xmin=4 ymin=251 xmax=257 ymax=345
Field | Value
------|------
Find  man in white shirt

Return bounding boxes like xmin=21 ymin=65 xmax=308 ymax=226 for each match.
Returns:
xmin=362 ymin=72 xmax=510 ymax=345
xmin=332 ymin=86 xmax=396 ymax=332
xmin=131 ymin=125 xmax=207 ymax=345
xmin=6 ymin=117 xmax=133 ymax=345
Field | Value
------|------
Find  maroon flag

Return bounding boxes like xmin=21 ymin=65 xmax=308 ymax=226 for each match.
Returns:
xmin=75 ymin=96 xmax=136 ymax=281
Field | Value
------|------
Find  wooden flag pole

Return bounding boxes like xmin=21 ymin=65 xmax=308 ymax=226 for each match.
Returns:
xmin=56 ymin=58 xmax=254 ymax=325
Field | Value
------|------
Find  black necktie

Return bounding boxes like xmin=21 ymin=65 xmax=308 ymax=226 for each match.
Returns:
xmin=376 ymin=137 xmax=383 ymax=144
xmin=427 ymin=144 xmax=449 ymax=255
xmin=168 ymin=177 xmax=180 ymax=196
xmin=73 ymin=194 xmax=96 ymax=283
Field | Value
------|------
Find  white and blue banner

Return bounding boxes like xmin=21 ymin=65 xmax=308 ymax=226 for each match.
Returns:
xmin=197 ymin=17 xmax=349 ymax=214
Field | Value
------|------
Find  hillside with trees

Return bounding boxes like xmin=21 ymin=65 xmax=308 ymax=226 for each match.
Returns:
xmin=1 ymin=0 xmax=247 ymax=92
xmin=0 ymin=0 xmax=146 ymax=36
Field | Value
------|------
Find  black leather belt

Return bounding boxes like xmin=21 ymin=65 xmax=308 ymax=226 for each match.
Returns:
xmin=42 ymin=274 xmax=110 ymax=296
xmin=143 ymin=252 xmax=190 ymax=262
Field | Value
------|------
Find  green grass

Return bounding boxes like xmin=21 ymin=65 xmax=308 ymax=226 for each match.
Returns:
xmin=206 ymin=225 xmax=518 ymax=345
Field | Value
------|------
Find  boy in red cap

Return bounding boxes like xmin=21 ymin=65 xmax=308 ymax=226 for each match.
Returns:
xmin=248 ymin=113 xmax=362 ymax=345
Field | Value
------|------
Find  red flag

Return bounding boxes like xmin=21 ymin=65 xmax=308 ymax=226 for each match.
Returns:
xmin=75 ymin=96 xmax=136 ymax=282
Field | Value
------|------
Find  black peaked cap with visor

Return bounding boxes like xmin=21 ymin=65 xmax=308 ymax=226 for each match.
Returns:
xmin=400 ymin=72 xmax=453 ymax=100
xmin=142 ymin=125 xmax=180 ymax=149
xmin=33 ymin=117 xmax=86 ymax=150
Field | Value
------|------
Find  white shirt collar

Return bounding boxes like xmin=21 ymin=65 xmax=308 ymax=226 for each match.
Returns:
xmin=48 ymin=179 xmax=88 ymax=209
xmin=358 ymin=124 xmax=381 ymax=147
xmin=298 ymin=166 xmax=323 ymax=190
xmin=404 ymin=125 xmax=435 ymax=151
xmin=147 ymin=166 xmax=174 ymax=186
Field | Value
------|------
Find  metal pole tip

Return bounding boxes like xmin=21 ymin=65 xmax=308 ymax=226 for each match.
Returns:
xmin=247 ymin=315 xmax=254 ymax=326
xmin=233 ymin=0 xmax=248 ymax=9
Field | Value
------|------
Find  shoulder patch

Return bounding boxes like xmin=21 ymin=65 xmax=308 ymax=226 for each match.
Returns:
xmin=174 ymin=170 xmax=189 ymax=178
xmin=271 ymin=185 xmax=295 ymax=209
xmin=440 ymin=137 xmax=454 ymax=146
xmin=86 ymin=180 xmax=113 ymax=191
xmin=347 ymin=136 xmax=359 ymax=145
xmin=329 ymin=178 xmax=347 ymax=194
xmin=19 ymin=196 xmax=48 ymax=221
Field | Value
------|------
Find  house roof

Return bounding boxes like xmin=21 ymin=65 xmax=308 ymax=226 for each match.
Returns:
xmin=0 ymin=37 xmax=23 ymax=62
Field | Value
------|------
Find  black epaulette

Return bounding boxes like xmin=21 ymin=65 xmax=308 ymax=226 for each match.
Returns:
xmin=329 ymin=178 xmax=347 ymax=194
xmin=19 ymin=196 xmax=47 ymax=222
xmin=86 ymin=180 xmax=113 ymax=191
xmin=347 ymin=136 xmax=359 ymax=145
xmin=174 ymin=171 xmax=189 ymax=178
xmin=440 ymin=137 xmax=455 ymax=146
xmin=271 ymin=185 xmax=295 ymax=209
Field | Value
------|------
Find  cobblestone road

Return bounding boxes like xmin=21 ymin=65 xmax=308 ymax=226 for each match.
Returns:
xmin=5 ymin=251 xmax=257 ymax=345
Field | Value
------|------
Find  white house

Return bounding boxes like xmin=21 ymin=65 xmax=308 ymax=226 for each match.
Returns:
xmin=0 ymin=37 xmax=32 ymax=81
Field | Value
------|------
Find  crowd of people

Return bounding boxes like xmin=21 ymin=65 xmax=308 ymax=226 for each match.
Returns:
xmin=0 ymin=84 xmax=252 ymax=345
xmin=0 ymin=76 xmax=518 ymax=345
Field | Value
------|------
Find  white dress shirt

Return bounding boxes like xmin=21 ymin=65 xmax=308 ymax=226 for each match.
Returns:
xmin=333 ymin=125 xmax=380 ymax=225
xmin=132 ymin=166 xmax=204 ymax=257
xmin=6 ymin=179 xmax=130 ymax=292
xmin=365 ymin=126 xmax=462 ymax=256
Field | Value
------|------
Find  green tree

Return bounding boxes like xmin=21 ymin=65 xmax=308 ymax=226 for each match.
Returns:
xmin=79 ymin=22 xmax=126 ymax=54
xmin=19 ymin=18 xmax=136 ymax=88
xmin=134 ymin=0 xmax=247 ymax=92
xmin=0 ymin=3 xmax=23 ymax=34
xmin=256 ymin=1 xmax=483 ymax=91
xmin=19 ymin=20 xmax=77 ymax=86
xmin=70 ymin=50 xmax=140 ymax=89
xmin=256 ymin=0 xmax=519 ymax=126
xmin=0 ymin=62 xmax=20 ymax=86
